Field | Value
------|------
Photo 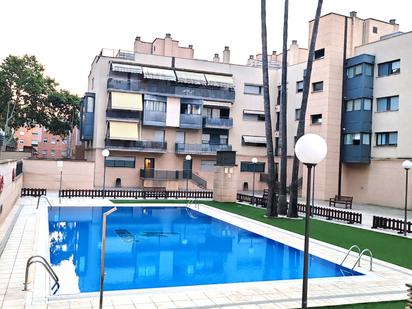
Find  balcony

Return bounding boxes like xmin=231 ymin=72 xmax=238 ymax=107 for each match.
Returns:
xmin=143 ymin=110 xmax=166 ymax=127
xmin=140 ymin=169 xmax=179 ymax=180
xmin=202 ymin=117 xmax=233 ymax=129
xmin=179 ymin=114 xmax=202 ymax=129
xmin=175 ymin=143 xmax=232 ymax=155
xmin=106 ymin=109 xmax=141 ymax=121
xmin=105 ymin=139 xmax=167 ymax=153
xmin=107 ymin=78 xmax=235 ymax=102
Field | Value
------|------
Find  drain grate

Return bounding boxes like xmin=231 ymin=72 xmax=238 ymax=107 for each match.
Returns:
xmin=115 ymin=229 xmax=138 ymax=243
xmin=140 ymin=231 xmax=179 ymax=238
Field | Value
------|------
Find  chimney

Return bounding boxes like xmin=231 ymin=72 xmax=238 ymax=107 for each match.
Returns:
xmin=350 ymin=11 xmax=357 ymax=17
xmin=389 ymin=19 xmax=396 ymax=24
xmin=165 ymin=33 xmax=172 ymax=39
xmin=249 ymin=55 xmax=254 ymax=59
xmin=272 ymin=50 xmax=277 ymax=55
xmin=292 ymin=40 xmax=297 ymax=45
xmin=188 ymin=44 xmax=193 ymax=49
xmin=223 ymin=46 xmax=230 ymax=64
xmin=135 ymin=36 xmax=141 ymax=41
xmin=213 ymin=53 xmax=220 ymax=62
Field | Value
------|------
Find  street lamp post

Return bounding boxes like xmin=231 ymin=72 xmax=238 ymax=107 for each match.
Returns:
xmin=252 ymin=157 xmax=258 ymax=205
xmin=57 ymin=161 xmax=64 ymax=204
xmin=102 ymin=149 xmax=110 ymax=198
xmin=99 ymin=207 xmax=117 ymax=309
xmin=401 ymin=160 xmax=412 ymax=236
xmin=185 ymin=155 xmax=192 ymax=199
xmin=295 ymin=133 xmax=327 ymax=309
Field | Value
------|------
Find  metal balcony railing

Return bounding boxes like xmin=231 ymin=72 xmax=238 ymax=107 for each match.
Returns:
xmin=106 ymin=109 xmax=141 ymax=120
xmin=175 ymin=143 xmax=232 ymax=154
xmin=202 ymin=117 xmax=233 ymax=129
xmin=105 ymin=139 xmax=167 ymax=152
xmin=179 ymin=114 xmax=202 ymax=129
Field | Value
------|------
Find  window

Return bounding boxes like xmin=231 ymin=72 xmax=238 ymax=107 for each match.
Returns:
xmin=154 ymin=130 xmax=165 ymax=142
xmin=363 ymin=98 xmax=372 ymax=110
xmin=19 ymin=131 xmax=24 ymax=136
xmin=51 ymin=138 xmax=56 ymax=144
xmin=346 ymin=100 xmax=353 ymax=112
xmin=200 ymin=160 xmax=216 ymax=172
xmin=50 ymin=150 xmax=55 ymax=156
xmin=377 ymin=96 xmax=399 ymax=112
xmin=378 ymin=60 xmax=400 ymax=77
xmin=181 ymin=103 xmax=201 ymax=115
xmin=19 ymin=140 xmax=24 ymax=144
xmin=42 ymin=150 xmax=47 ymax=156
xmin=176 ymin=131 xmax=185 ymax=144
xmin=376 ymin=132 xmax=398 ymax=146
xmin=240 ymin=161 xmax=265 ymax=172
xmin=32 ymin=132 xmax=38 ymax=136
xmin=346 ymin=64 xmax=363 ymax=79
xmin=314 ymin=48 xmax=325 ymax=60
xmin=372 ymin=26 xmax=378 ymax=34
xmin=31 ymin=140 xmax=38 ymax=146
xmin=243 ymin=110 xmax=265 ymax=121
xmin=312 ymin=81 xmax=323 ymax=92
xmin=353 ymin=99 xmax=362 ymax=111
xmin=144 ymin=99 xmax=166 ymax=112
xmin=344 ymin=133 xmax=370 ymax=145
xmin=276 ymin=85 xmax=281 ymax=105
xmin=202 ymin=134 xmax=210 ymax=144
xmin=86 ymin=96 xmax=94 ymax=113
xmin=43 ymin=138 xmax=48 ymax=143
xmin=365 ymin=64 xmax=373 ymax=76
xmin=296 ymin=81 xmax=304 ymax=93
xmin=362 ymin=134 xmax=370 ymax=145
xmin=220 ymin=135 xmax=228 ymax=145
xmin=295 ymin=109 xmax=301 ymax=121
xmin=244 ymin=84 xmax=263 ymax=95
xmin=105 ymin=156 xmax=136 ymax=168
xmin=311 ymin=114 xmax=322 ymax=125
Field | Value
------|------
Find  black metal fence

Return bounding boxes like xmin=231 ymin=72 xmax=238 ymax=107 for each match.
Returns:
xmin=297 ymin=203 xmax=362 ymax=224
xmin=237 ymin=193 xmax=267 ymax=207
xmin=21 ymin=188 xmax=47 ymax=197
xmin=372 ymin=216 xmax=412 ymax=233
xmin=59 ymin=189 xmax=213 ymax=199
xmin=16 ymin=161 xmax=23 ymax=177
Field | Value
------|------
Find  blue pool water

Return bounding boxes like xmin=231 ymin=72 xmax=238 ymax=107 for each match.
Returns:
xmin=48 ymin=206 xmax=361 ymax=292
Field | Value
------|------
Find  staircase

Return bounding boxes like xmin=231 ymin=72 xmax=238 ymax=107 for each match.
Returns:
xmin=191 ymin=172 xmax=207 ymax=189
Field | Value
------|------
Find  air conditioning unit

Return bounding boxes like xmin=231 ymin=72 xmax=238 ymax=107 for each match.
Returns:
xmin=275 ymin=105 xmax=281 ymax=112
xmin=274 ymin=131 xmax=280 ymax=137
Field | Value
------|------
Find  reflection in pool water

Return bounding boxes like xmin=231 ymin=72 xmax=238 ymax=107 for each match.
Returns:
xmin=48 ymin=206 xmax=361 ymax=293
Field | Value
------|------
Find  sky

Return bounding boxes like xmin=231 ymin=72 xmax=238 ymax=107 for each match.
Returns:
xmin=1 ymin=0 xmax=411 ymax=96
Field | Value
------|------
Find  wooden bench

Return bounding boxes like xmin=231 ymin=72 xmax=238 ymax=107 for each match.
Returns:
xmin=329 ymin=195 xmax=353 ymax=209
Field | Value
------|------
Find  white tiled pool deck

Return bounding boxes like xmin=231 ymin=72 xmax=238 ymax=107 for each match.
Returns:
xmin=0 ymin=196 xmax=411 ymax=308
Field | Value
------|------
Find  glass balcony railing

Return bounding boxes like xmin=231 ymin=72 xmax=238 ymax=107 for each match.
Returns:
xmin=106 ymin=109 xmax=141 ymax=120
xmin=202 ymin=117 xmax=233 ymax=129
xmin=179 ymin=114 xmax=202 ymax=129
xmin=143 ymin=110 xmax=166 ymax=127
xmin=105 ymin=139 xmax=167 ymax=152
xmin=175 ymin=143 xmax=232 ymax=155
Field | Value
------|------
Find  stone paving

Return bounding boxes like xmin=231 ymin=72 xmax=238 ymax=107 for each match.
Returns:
xmin=0 ymin=196 xmax=411 ymax=308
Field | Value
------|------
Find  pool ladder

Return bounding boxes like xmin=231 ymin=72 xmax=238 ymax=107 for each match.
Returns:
xmin=187 ymin=198 xmax=199 ymax=209
xmin=23 ymin=255 xmax=60 ymax=295
xmin=340 ymin=244 xmax=373 ymax=271
xmin=36 ymin=195 xmax=53 ymax=210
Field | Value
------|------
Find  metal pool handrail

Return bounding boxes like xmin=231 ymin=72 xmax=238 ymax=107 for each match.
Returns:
xmin=340 ymin=244 xmax=361 ymax=267
xmin=352 ymin=249 xmax=373 ymax=271
xmin=23 ymin=255 xmax=60 ymax=294
xmin=36 ymin=195 xmax=52 ymax=210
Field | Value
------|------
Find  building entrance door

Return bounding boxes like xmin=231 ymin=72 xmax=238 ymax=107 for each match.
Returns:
xmin=144 ymin=158 xmax=155 ymax=178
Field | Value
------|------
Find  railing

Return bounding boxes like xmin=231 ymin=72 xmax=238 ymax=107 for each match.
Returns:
xmin=106 ymin=109 xmax=141 ymax=120
xmin=36 ymin=195 xmax=53 ymax=210
xmin=190 ymin=173 xmax=207 ymax=189
xmin=140 ymin=169 xmax=178 ymax=180
xmin=352 ymin=248 xmax=373 ymax=271
xmin=21 ymin=188 xmax=47 ymax=197
xmin=237 ymin=193 xmax=267 ymax=207
xmin=202 ymin=117 xmax=233 ymax=129
xmin=179 ymin=114 xmax=203 ymax=129
xmin=175 ymin=143 xmax=232 ymax=154
xmin=105 ymin=139 xmax=167 ymax=152
xmin=297 ymin=203 xmax=362 ymax=224
xmin=143 ymin=110 xmax=166 ymax=126
xmin=59 ymin=189 xmax=213 ymax=199
xmin=372 ymin=216 xmax=412 ymax=233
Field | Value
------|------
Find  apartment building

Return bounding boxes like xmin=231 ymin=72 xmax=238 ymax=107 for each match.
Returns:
xmin=15 ymin=126 xmax=75 ymax=159
xmin=80 ymin=34 xmax=277 ymax=190
xmin=282 ymin=11 xmax=410 ymax=208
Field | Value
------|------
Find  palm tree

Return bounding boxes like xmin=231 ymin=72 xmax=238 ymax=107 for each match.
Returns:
xmin=288 ymin=0 xmax=324 ymax=217
xmin=261 ymin=0 xmax=277 ymax=218
xmin=278 ymin=0 xmax=289 ymax=215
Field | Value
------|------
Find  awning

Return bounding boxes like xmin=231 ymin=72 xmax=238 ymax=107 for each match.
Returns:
xmin=111 ymin=92 xmax=142 ymax=111
xmin=203 ymin=100 xmax=232 ymax=108
xmin=243 ymin=109 xmax=264 ymax=115
xmin=205 ymin=74 xmax=235 ymax=88
xmin=142 ymin=67 xmax=176 ymax=81
xmin=175 ymin=71 xmax=207 ymax=85
xmin=109 ymin=121 xmax=139 ymax=140
xmin=111 ymin=63 xmax=142 ymax=74
xmin=242 ymin=135 xmax=266 ymax=144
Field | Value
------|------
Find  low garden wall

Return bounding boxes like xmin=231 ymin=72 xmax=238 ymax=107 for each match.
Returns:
xmin=0 ymin=159 xmax=23 ymax=226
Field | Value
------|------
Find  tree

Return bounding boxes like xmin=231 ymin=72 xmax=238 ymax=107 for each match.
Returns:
xmin=0 ymin=55 xmax=80 ymax=149
xmin=288 ymin=0 xmax=324 ymax=217
xmin=278 ymin=0 xmax=289 ymax=215
xmin=261 ymin=0 xmax=278 ymax=218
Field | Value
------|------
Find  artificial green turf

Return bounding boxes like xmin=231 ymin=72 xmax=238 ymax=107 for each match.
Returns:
xmin=312 ymin=300 xmax=405 ymax=308
xmin=111 ymin=199 xmax=412 ymax=270
xmin=111 ymin=199 xmax=410 ymax=309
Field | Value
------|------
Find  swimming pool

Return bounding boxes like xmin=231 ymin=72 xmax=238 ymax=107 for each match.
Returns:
xmin=48 ymin=206 xmax=361 ymax=293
